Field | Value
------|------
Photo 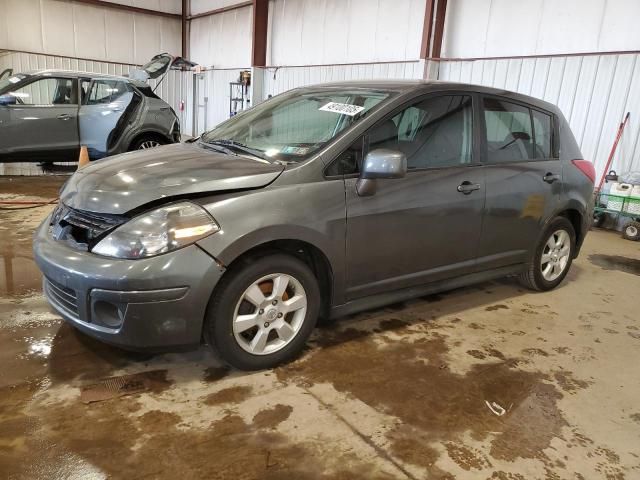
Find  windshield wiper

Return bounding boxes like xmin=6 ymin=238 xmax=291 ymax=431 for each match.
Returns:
xmin=205 ymin=139 xmax=268 ymax=161
xmin=197 ymin=140 xmax=236 ymax=156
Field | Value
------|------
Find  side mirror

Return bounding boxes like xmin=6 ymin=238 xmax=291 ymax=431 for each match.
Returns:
xmin=361 ymin=149 xmax=407 ymax=179
xmin=357 ymin=149 xmax=407 ymax=197
xmin=0 ymin=94 xmax=16 ymax=106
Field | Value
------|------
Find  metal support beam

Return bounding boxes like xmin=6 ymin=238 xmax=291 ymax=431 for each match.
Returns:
xmin=182 ymin=0 xmax=190 ymax=58
xmin=65 ymin=0 xmax=181 ymax=19
xmin=420 ymin=0 xmax=435 ymax=59
xmin=251 ymin=0 xmax=268 ymax=67
xmin=431 ymin=0 xmax=448 ymax=59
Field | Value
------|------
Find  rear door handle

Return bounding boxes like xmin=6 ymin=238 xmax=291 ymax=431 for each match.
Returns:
xmin=57 ymin=114 xmax=72 ymax=120
xmin=457 ymin=181 xmax=481 ymax=194
xmin=543 ymin=172 xmax=560 ymax=184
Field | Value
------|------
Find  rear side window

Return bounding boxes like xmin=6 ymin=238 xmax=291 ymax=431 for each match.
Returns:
xmin=86 ymin=80 xmax=130 ymax=105
xmin=483 ymin=98 xmax=534 ymax=163
xmin=532 ymin=110 xmax=553 ymax=158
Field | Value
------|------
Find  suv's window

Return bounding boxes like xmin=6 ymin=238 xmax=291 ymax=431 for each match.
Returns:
xmin=86 ymin=80 xmax=130 ymax=105
xmin=368 ymin=95 xmax=473 ymax=169
xmin=6 ymin=77 xmax=74 ymax=105
xmin=483 ymin=98 xmax=534 ymax=163
xmin=532 ymin=109 xmax=553 ymax=158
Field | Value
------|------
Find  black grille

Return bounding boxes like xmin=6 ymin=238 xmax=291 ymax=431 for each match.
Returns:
xmin=44 ymin=277 xmax=79 ymax=317
xmin=63 ymin=208 xmax=126 ymax=239
xmin=51 ymin=204 xmax=127 ymax=247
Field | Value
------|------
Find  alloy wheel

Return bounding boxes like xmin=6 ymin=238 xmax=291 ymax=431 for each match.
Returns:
xmin=139 ymin=140 xmax=161 ymax=149
xmin=540 ymin=229 xmax=571 ymax=281
xmin=232 ymin=273 xmax=308 ymax=355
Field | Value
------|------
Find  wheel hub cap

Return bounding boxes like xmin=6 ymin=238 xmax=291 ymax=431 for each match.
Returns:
xmin=540 ymin=229 xmax=571 ymax=281
xmin=232 ymin=273 xmax=308 ymax=356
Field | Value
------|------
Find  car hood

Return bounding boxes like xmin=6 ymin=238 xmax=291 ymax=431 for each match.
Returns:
xmin=60 ymin=143 xmax=284 ymax=214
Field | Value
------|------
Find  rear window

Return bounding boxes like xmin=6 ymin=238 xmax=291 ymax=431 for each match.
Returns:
xmin=483 ymin=97 xmax=554 ymax=163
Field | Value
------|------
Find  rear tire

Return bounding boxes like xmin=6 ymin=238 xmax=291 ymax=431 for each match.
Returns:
xmin=204 ymin=253 xmax=320 ymax=370
xmin=129 ymin=135 xmax=167 ymax=151
xmin=622 ymin=221 xmax=640 ymax=241
xmin=519 ymin=217 xmax=576 ymax=291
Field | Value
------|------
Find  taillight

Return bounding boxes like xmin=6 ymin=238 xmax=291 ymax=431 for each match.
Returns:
xmin=572 ymin=159 xmax=595 ymax=183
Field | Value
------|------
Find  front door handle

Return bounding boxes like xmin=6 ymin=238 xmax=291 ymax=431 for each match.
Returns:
xmin=457 ymin=181 xmax=481 ymax=194
xmin=57 ymin=114 xmax=72 ymax=120
xmin=543 ymin=172 xmax=560 ymax=184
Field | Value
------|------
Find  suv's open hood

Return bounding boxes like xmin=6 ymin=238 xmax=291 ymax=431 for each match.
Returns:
xmin=60 ymin=143 xmax=284 ymax=214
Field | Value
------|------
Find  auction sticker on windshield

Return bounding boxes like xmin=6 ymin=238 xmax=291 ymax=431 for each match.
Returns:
xmin=319 ymin=102 xmax=366 ymax=116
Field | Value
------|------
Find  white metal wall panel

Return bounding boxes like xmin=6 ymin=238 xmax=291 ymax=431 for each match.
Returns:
xmin=260 ymin=61 xmax=425 ymax=98
xmin=190 ymin=0 xmax=244 ymax=15
xmin=189 ymin=6 xmax=252 ymax=68
xmin=436 ymin=54 xmax=640 ymax=183
xmin=268 ymin=0 xmax=426 ymax=65
xmin=101 ymin=0 xmax=182 ymax=14
xmin=443 ymin=0 xmax=640 ymax=58
xmin=0 ymin=0 xmax=181 ymax=66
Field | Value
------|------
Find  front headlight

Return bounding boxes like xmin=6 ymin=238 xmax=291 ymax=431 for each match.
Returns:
xmin=92 ymin=201 xmax=219 ymax=259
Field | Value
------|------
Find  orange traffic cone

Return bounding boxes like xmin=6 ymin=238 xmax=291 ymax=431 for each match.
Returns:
xmin=78 ymin=146 xmax=90 ymax=169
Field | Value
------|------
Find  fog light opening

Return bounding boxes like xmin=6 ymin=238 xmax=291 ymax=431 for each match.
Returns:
xmin=93 ymin=300 xmax=124 ymax=328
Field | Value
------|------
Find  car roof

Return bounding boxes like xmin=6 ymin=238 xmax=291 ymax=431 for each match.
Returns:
xmin=300 ymin=79 xmax=561 ymax=115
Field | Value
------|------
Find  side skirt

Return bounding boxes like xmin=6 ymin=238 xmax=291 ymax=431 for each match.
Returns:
xmin=329 ymin=264 xmax=524 ymax=319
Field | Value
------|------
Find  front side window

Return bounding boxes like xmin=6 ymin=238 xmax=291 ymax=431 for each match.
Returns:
xmin=201 ymin=89 xmax=391 ymax=163
xmin=86 ymin=80 xmax=130 ymax=105
xmin=368 ymin=95 xmax=473 ymax=169
xmin=3 ymin=77 xmax=74 ymax=105
xmin=483 ymin=98 xmax=534 ymax=163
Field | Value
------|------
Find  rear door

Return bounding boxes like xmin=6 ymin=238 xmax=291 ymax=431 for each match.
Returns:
xmin=0 ymin=76 xmax=79 ymax=161
xmin=344 ymin=93 xmax=485 ymax=300
xmin=79 ymin=78 xmax=134 ymax=159
xmin=476 ymin=96 xmax=561 ymax=270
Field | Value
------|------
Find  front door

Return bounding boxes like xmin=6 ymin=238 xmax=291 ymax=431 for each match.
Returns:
xmin=0 ymin=76 xmax=79 ymax=162
xmin=476 ymin=96 xmax=562 ymax=270
xmin=345 ymin=94 xmax=485 ymax=300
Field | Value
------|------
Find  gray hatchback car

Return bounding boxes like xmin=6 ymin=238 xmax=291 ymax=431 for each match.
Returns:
xmin=33 ymin=81 xmax=595 ymax=370
xmin=0 ymin=61 xmax=181 ymax=162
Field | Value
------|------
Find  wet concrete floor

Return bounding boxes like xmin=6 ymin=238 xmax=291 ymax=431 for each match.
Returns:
xmin=1 ymin=176 xmax=639 ymax=479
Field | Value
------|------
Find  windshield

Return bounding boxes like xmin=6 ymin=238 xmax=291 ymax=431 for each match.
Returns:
xmin=0 ymin=74 xmax=28 ymax=94
xmin=200 ymin=88 xmax=391 ymax=162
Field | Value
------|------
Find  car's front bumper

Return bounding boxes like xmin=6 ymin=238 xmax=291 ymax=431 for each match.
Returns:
xmin=33 ymin=215 xmax=224 ymax=351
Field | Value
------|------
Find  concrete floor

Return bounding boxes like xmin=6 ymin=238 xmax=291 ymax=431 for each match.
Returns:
xmin=1 ymin=176 xmax=639 ymax=480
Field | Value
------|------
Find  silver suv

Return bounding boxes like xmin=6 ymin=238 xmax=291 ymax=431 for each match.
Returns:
xmin=33 ymin=81 xmax=595 ymax=370
xmin=0 ymin=54 xmax=184 ymax=162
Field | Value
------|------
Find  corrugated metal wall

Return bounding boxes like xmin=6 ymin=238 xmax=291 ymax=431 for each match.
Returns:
xmin=0 ymin=0 xmax=181 ymax=66
xmin=267 ymin=0 xmax=426 ymax=65
xmin=189 ymin=5 xmax=252 ymax=68
xmin=443 ymin=0 xmax=640 ymax=58
xmin=0 ymin=50 xmax=190 ymax=175
xmin=436 ymin=53 xmax=640 ymax=184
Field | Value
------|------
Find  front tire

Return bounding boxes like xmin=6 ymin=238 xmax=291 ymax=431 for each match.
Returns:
xmin=519 ymin=217 xmax=576 ymax=291
xmin=204 ymin=254 xmax=320 ymax=370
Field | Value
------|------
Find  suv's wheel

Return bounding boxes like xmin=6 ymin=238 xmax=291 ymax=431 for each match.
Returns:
xmin=205 ymin=254 xmax=320 ymax=370
xmin=519 ymin=217 xmax=576 ymax=291
xmin=130 ymin=135 xmax=167 ymax=151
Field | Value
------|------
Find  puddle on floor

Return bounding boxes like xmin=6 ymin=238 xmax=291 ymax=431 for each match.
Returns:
xmin=589 ymin=254 xmax=640 ymax=276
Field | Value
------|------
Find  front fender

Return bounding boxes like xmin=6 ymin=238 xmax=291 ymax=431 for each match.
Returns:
xmin=195 ymin=180 xmax=348 ymax=304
